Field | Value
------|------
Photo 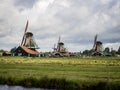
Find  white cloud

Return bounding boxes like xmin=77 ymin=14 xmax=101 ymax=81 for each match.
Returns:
xmin=104 ymin=42 xmax=120 ymax=51
xmin=101 ymin=0 xmax=112 ymax=5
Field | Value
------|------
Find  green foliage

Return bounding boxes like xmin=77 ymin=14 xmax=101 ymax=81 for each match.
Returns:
xmin=82 ymin=49 xmax=93 ymax=56
xmin=10 ymin=47 xmax=17 ymax=53
xmin=0 ymin=49 xmax=5 ymax=52
xmin=111 ymin=50 xmax=117 ymax=56
xmin=104 ymin=47 xmax=110 ymax=53
xmin=0 ymin=76 xmax=120 ymax=90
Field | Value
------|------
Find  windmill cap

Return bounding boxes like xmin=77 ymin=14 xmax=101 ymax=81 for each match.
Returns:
xmin=96 ymin=41 xmax=102 ymax=44
xmin=26 ymin=32 xmax=33 ymax=36
xmin=58 ymin=42 xmax=64 ymax=45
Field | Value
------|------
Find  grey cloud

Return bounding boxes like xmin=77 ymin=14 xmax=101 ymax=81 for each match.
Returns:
xmin=0 ymin=0 xmax=120 ymax=51
xmin=14 ymin=0 xmax=38 ymax=8
xmin=101 ymin=26 xmax=120 ymax=43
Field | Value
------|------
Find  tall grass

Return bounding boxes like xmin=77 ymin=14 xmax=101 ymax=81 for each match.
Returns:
xmin=0 ymin=76 xmax=120 ymax=90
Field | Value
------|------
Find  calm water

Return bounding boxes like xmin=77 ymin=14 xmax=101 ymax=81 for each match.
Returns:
xmin=0 ymin=85 xmax=55 ymax=90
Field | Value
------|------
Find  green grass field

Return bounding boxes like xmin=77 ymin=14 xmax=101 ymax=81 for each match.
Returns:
xmin=0 ymin=56 xmax=120 ymax=90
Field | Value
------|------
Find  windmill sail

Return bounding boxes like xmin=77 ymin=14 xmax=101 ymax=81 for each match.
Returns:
xmin=92 ymin=34 xmax=97 ymax=50
xmin=53 ymin=44 xmax=56 ymax=52
xmin=21 ymin=20 xmax=29 ymax=46
xmin=57 ymin=36 xmax=61 ymax=52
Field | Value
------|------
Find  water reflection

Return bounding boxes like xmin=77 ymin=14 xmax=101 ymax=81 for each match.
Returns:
xmin=0 ymin=85 xmax=54 ymax=90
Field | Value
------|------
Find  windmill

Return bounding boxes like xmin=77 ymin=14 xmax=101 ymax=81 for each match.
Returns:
xmin=92 ymin=34 xmax=103 ymax=56
xmin=56 ymin=36 xmax=66 ymax=53
xmin=51 ymin=36 xmax=69 ymax=57
xmin=13 ymin=20 xmax=39 ymax=57
xmin=21 ymin=20 xmax=39 ymax=51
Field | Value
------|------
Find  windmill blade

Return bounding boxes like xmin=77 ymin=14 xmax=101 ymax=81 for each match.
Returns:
xmin=21 ymin=35 xmax=25 ymax=46
xmin=92 ymin=34 xmax=97 ymax=50
xmin=52 ymin=44 xmax=56 ymax=51
xmin=21 ymin=20 xmax=29 ymax=46
xmin=58 ymin=36 xmax=60 ymax=44
xmin=94 ymin=34 xmax=97 ymax=44
xmin=54 ymin=44 xmax=56 ymax=49
xmin=25 ymin=20 xmax=29 ymax=33
xmin=23 ymin=20 xmax=29 ymax=45
xmin=57 ymin=36 xmax=61 ymax=52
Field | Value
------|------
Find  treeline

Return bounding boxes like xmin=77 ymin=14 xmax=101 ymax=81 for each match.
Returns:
xmin=1 ymin=46 xmax=120 ymax=57
xmin=0 ymin=49 xmax=5 ymax=56
xmin=80 ymin=46 xmax=120 ymax=56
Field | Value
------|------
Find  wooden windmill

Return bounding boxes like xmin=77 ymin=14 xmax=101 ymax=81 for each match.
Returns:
xmin=21 ymin=20 xmax=39 ymax=51
xmin=56 ymin=36 xmax=66 ymax=53
xmin=92 ymin=34 xmax=103 ymax=56
xmin=52 ymin=36 xmax=69 ymax=57
xmin=14 ymin=20 xmax=39 ymax=57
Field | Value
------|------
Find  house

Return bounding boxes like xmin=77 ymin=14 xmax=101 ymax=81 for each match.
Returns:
xmin=14 ymin=46 xmax=39 ymax=57
xmin=2 ymin=51 xmax=11 ymax=56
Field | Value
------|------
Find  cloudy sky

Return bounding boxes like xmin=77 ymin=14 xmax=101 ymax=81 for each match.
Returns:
xmin=0 ymin=0 xmax=120 ymax=52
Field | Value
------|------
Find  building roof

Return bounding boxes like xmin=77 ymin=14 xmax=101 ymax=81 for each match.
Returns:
xmin=5 ymin=51 xmax=11 ymax=55
xmin=20 ymin=46 xmax=39 ymax=55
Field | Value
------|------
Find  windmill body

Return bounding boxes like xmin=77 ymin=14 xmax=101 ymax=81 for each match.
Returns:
xmin=57 ymin=42 xmax=66 ymax=53
xmin=95 ymin=41 xmax=102 ymax=53
xmin=21 ymin=21 xmax=39 ymax=51
xmin=92 ymin=35 xmax=103 ymax=56
xmin=52 ymin=37 xmax=69 ymax=57
xmin=22 ymin=32 xmax=39 ymax=50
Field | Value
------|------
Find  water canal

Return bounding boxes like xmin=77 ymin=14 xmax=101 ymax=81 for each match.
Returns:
xmin=0 ymin=85 xmax=55 ymax=90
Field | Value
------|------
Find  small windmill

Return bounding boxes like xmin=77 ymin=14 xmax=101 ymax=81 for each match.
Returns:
xmin=56 ymin=36 xmax=66 ymax=53
xmin=51 ymin=36 xmax=69 ymax=56
xmin=92 ymin=34 xmax=103 ymax=56
xmin=21 ymin=20 xmax=39 ymax=51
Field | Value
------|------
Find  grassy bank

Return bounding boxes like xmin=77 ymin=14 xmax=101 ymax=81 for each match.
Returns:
xmin=0 ymin=76 xmax=120 ymax=90
xmin=0 ymin=56 xmax=120 ymax=90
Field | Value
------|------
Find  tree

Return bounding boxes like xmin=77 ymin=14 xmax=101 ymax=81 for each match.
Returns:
xmin=0 ymin=49 xmax=5 ymax=52
xmin=83 ymin=50 xmax=89 ymax=56
xmin=82 ymin=49 xmax=93 ymax=56
xmin=111 ymin=50 xmax=116 ymax=56
xmin=104 ymin=47 xmax=110 ymax=53
xmin=10 ymin=47 xmax=17 ymax=53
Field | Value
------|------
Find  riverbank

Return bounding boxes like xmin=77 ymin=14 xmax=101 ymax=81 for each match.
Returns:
xmin=0 ymin=76 xmax=120 ymax=90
